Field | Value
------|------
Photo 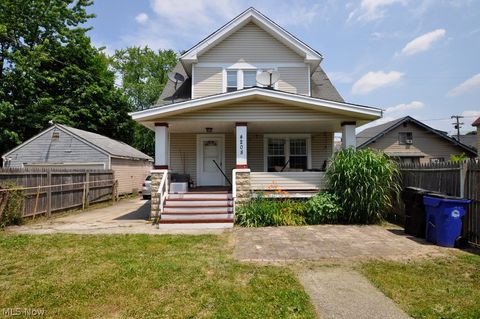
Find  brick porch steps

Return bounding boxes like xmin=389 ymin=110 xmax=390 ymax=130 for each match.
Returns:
xmin=158 ymin=191 xmax=234 ymax=228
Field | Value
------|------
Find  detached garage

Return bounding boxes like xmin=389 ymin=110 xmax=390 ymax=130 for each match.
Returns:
xmin=2 ymin=124 xmax=153 ymax=194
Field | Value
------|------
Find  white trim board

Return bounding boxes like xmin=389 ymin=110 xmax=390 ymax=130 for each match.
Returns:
xmin=130 ymin=87 xmax=383 ymax=122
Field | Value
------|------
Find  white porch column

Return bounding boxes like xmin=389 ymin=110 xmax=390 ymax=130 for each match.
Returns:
xmin=154 ymin=123 xmax=169 ymax=169
xmin=341 ymin=121 xmax=356 ymax=149
xmin=236 ymin=122 xmax=248 ymax=168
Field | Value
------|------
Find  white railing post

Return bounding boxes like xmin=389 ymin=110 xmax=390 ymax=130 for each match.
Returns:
xmin=156 ymin=169 xmax=169 ymax=221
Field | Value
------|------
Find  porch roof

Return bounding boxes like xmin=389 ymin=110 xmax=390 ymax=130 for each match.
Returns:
xmin=130 ymin=88 xmax=383 ymax=130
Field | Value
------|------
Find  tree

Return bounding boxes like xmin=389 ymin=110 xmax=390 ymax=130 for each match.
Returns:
xmin=110 ymin=47 xmax=177 ymax=155
xmin=0 ymin=0 xmax=135 ymax=158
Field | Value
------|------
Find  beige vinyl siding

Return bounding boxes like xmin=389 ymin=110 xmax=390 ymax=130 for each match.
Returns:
xmin=111 ymin=158 xmax=152 ymax=195
xmin=198 ymin=22 xmax=303 ymax=63
xmin=311 ymin=132 xmax=334 ymax=169
xmin=163 ymin=100 xmax=345 ymax=122
xmin=277 ymin=67 xmax=309 ymax=95
xmin=248 ymin=133 xmax=264 ymax=172
xmin=169 ymin=133 xmax=197 ymax=183
xmin=366 ymin=123 xmax=470 ymax=164
xmin=250 ymin=172 xmax=327 ymax=190
xmin=193 ymin=67 xmax=223 ymax=98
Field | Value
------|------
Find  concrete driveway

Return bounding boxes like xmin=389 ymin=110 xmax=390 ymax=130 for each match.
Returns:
xmin=6 ymin=197 xmax=223 ymax=235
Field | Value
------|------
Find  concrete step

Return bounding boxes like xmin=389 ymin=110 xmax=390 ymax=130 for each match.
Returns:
xmin=168 ymin=193 xmax=232 ymax=200
xmin=163 ymin=206 xmax=233 ymax=213
xmin=164 ymin=200 xmax=232 ymax=207
xmin=158 ymin=223 xmax=234 ymax=229
xmin=159 ymin=218 xmax=234 ymax=224
xmin=161 ymin=213 xmax=234 ymax=220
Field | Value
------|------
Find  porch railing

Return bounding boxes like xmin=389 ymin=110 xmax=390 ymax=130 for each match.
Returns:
xmin=156 ymin=170 xmax=169 ymax=221
xmin=250 ymin=171 xmax=327 ymax=192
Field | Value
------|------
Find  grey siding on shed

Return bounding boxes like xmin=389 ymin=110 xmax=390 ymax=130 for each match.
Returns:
xmin=4 ymin=127 xmax=109 ymax=168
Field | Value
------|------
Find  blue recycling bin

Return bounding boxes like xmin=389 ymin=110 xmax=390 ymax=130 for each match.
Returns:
xmin=423 ymin=195 xmax=471 ymax=247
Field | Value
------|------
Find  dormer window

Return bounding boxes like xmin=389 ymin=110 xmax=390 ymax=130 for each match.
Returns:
xmin=243 ymin=70 xmax=257 ymax=89
xmin=226 ymin=70 xmax=238 ymax=92
xmin=225 ymin=69 xmax=258 ymax=92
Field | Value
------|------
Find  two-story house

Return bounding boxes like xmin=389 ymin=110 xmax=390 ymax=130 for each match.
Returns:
xmin=357 ymin=116 xmax=477 ymax=164
xmin=130 ymin=8 xmax=382 ymax=227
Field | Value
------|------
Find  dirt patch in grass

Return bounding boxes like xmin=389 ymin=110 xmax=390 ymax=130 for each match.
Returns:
xmin=0 ymin=233 xmax=316 ymax=318
xmin=359 ymin=251 xmax=480 ymax=319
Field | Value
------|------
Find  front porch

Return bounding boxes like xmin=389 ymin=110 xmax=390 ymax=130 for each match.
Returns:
xmin=130 ymin=88 xmax=382 ymax=221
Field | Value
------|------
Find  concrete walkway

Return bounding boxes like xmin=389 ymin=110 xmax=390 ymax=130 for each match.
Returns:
xmin=6 ymin=198 xmax=225 ymax=235
xmin=298 ymin=268 xmax=411 ymax=319
xmin=233 ymin=225 xmax=448 ymax=319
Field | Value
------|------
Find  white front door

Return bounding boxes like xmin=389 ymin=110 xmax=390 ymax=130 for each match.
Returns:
xmin=197 ymin=135 xmax=225 ymax=186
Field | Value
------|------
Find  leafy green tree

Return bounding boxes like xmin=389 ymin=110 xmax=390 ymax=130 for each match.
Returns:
xmin=110 ymin=47 xmax=177 ymax=155
xmin=0 ymin=0 xmax=134 ymax=159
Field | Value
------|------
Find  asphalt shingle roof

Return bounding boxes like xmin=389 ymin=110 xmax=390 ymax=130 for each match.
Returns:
xmin=58 ymin=124 xmax=152 ymax=161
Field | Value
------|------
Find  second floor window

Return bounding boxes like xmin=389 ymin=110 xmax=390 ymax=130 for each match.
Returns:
xmin=243 ymin=70 xmax=257 ymax=89
xmin=398 ymin=132 xmax=413 ymax=145
xmin=227 ymin=70 xmax=237 ymax=92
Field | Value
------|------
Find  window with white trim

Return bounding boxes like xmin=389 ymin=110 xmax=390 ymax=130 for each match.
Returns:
xmin=226 ymin=70 xmax=237 ymax=92
xmin=243 ymin=70 xmax=257 ymax=88
xmin=266 ymin=136 xmax=310 ymax=171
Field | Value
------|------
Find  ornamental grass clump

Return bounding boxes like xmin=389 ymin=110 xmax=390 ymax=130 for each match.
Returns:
xmin=326 ymin=148 xmax=401 ymax=224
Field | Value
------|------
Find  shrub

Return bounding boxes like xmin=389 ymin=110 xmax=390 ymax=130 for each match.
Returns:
xmin=326 ymin=148 xmax=400 ymax=224
xmin=0 ymin=186 xmax=24 ymax=229
xmin=235 ymin=195 xmax=306 ymax=227
xmin=304 ymin=192 xmax=343 ymax=224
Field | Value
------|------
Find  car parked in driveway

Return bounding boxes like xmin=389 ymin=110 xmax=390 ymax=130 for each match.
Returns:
xmin=142 ymin=175 xmax=151 ymax=199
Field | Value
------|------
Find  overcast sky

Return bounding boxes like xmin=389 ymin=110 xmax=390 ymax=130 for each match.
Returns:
xmin=88 ymin=0 xmax=480 ymax=135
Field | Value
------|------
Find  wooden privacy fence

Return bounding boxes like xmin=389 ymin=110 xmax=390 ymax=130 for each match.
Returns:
xmin=397 ymin=160 xmax=480 ymax=246
xmin=0 ymin=168 xmax=118 ymax=218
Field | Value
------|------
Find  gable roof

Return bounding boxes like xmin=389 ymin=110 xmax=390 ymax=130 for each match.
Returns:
xmin=3 ymin=124 xmax=153 ymax=161
xmin=473 ymin=117 xmax=480 ymax=126
xmin=453 ymin=134 xmax=477 ymax=150
xmin=180 ymin=7 xmax=323 ymax=75
xmin=131 ymin=87 xmax=381 ymax=126
xmin=357 ymin=116 xmax=477 ymax=156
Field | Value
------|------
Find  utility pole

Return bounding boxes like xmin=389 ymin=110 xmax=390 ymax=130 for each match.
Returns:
xmin=451 ymin=115 xmax=464 ymax=141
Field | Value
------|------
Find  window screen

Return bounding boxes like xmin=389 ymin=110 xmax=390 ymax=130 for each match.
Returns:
xmin=289 ymin=139 xmax=307 ymax=169
xmin=226 ymin=70 xmax=237 ymax=92
xmin=243 ymin=70 xmax=257 ymax=88
xmin=398 ymin=132 xmax=413 ymax=145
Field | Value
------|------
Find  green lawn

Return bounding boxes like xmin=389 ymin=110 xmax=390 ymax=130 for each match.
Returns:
xmin=360 ymin=252 xmax=480 ymax=319
xmin=0 ymin=233 xmax=316 ymax=319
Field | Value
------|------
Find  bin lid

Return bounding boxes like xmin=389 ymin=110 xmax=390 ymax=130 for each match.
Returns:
xmin=423 ymin=194 xmax=471 ymax=206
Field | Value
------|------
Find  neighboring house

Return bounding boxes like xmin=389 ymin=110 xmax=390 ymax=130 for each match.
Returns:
xmin=357 ymin=116 xmax=477 ymax=164
xmin=473 ymin=117 xmax=480 ymax=154
xmin=2 ymin=124 xmax=153 ymax=194
xmin=453 ymin=134 xmax=477 ymax=152
xmin=130 ymin=7 xmax=383 ymax=224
